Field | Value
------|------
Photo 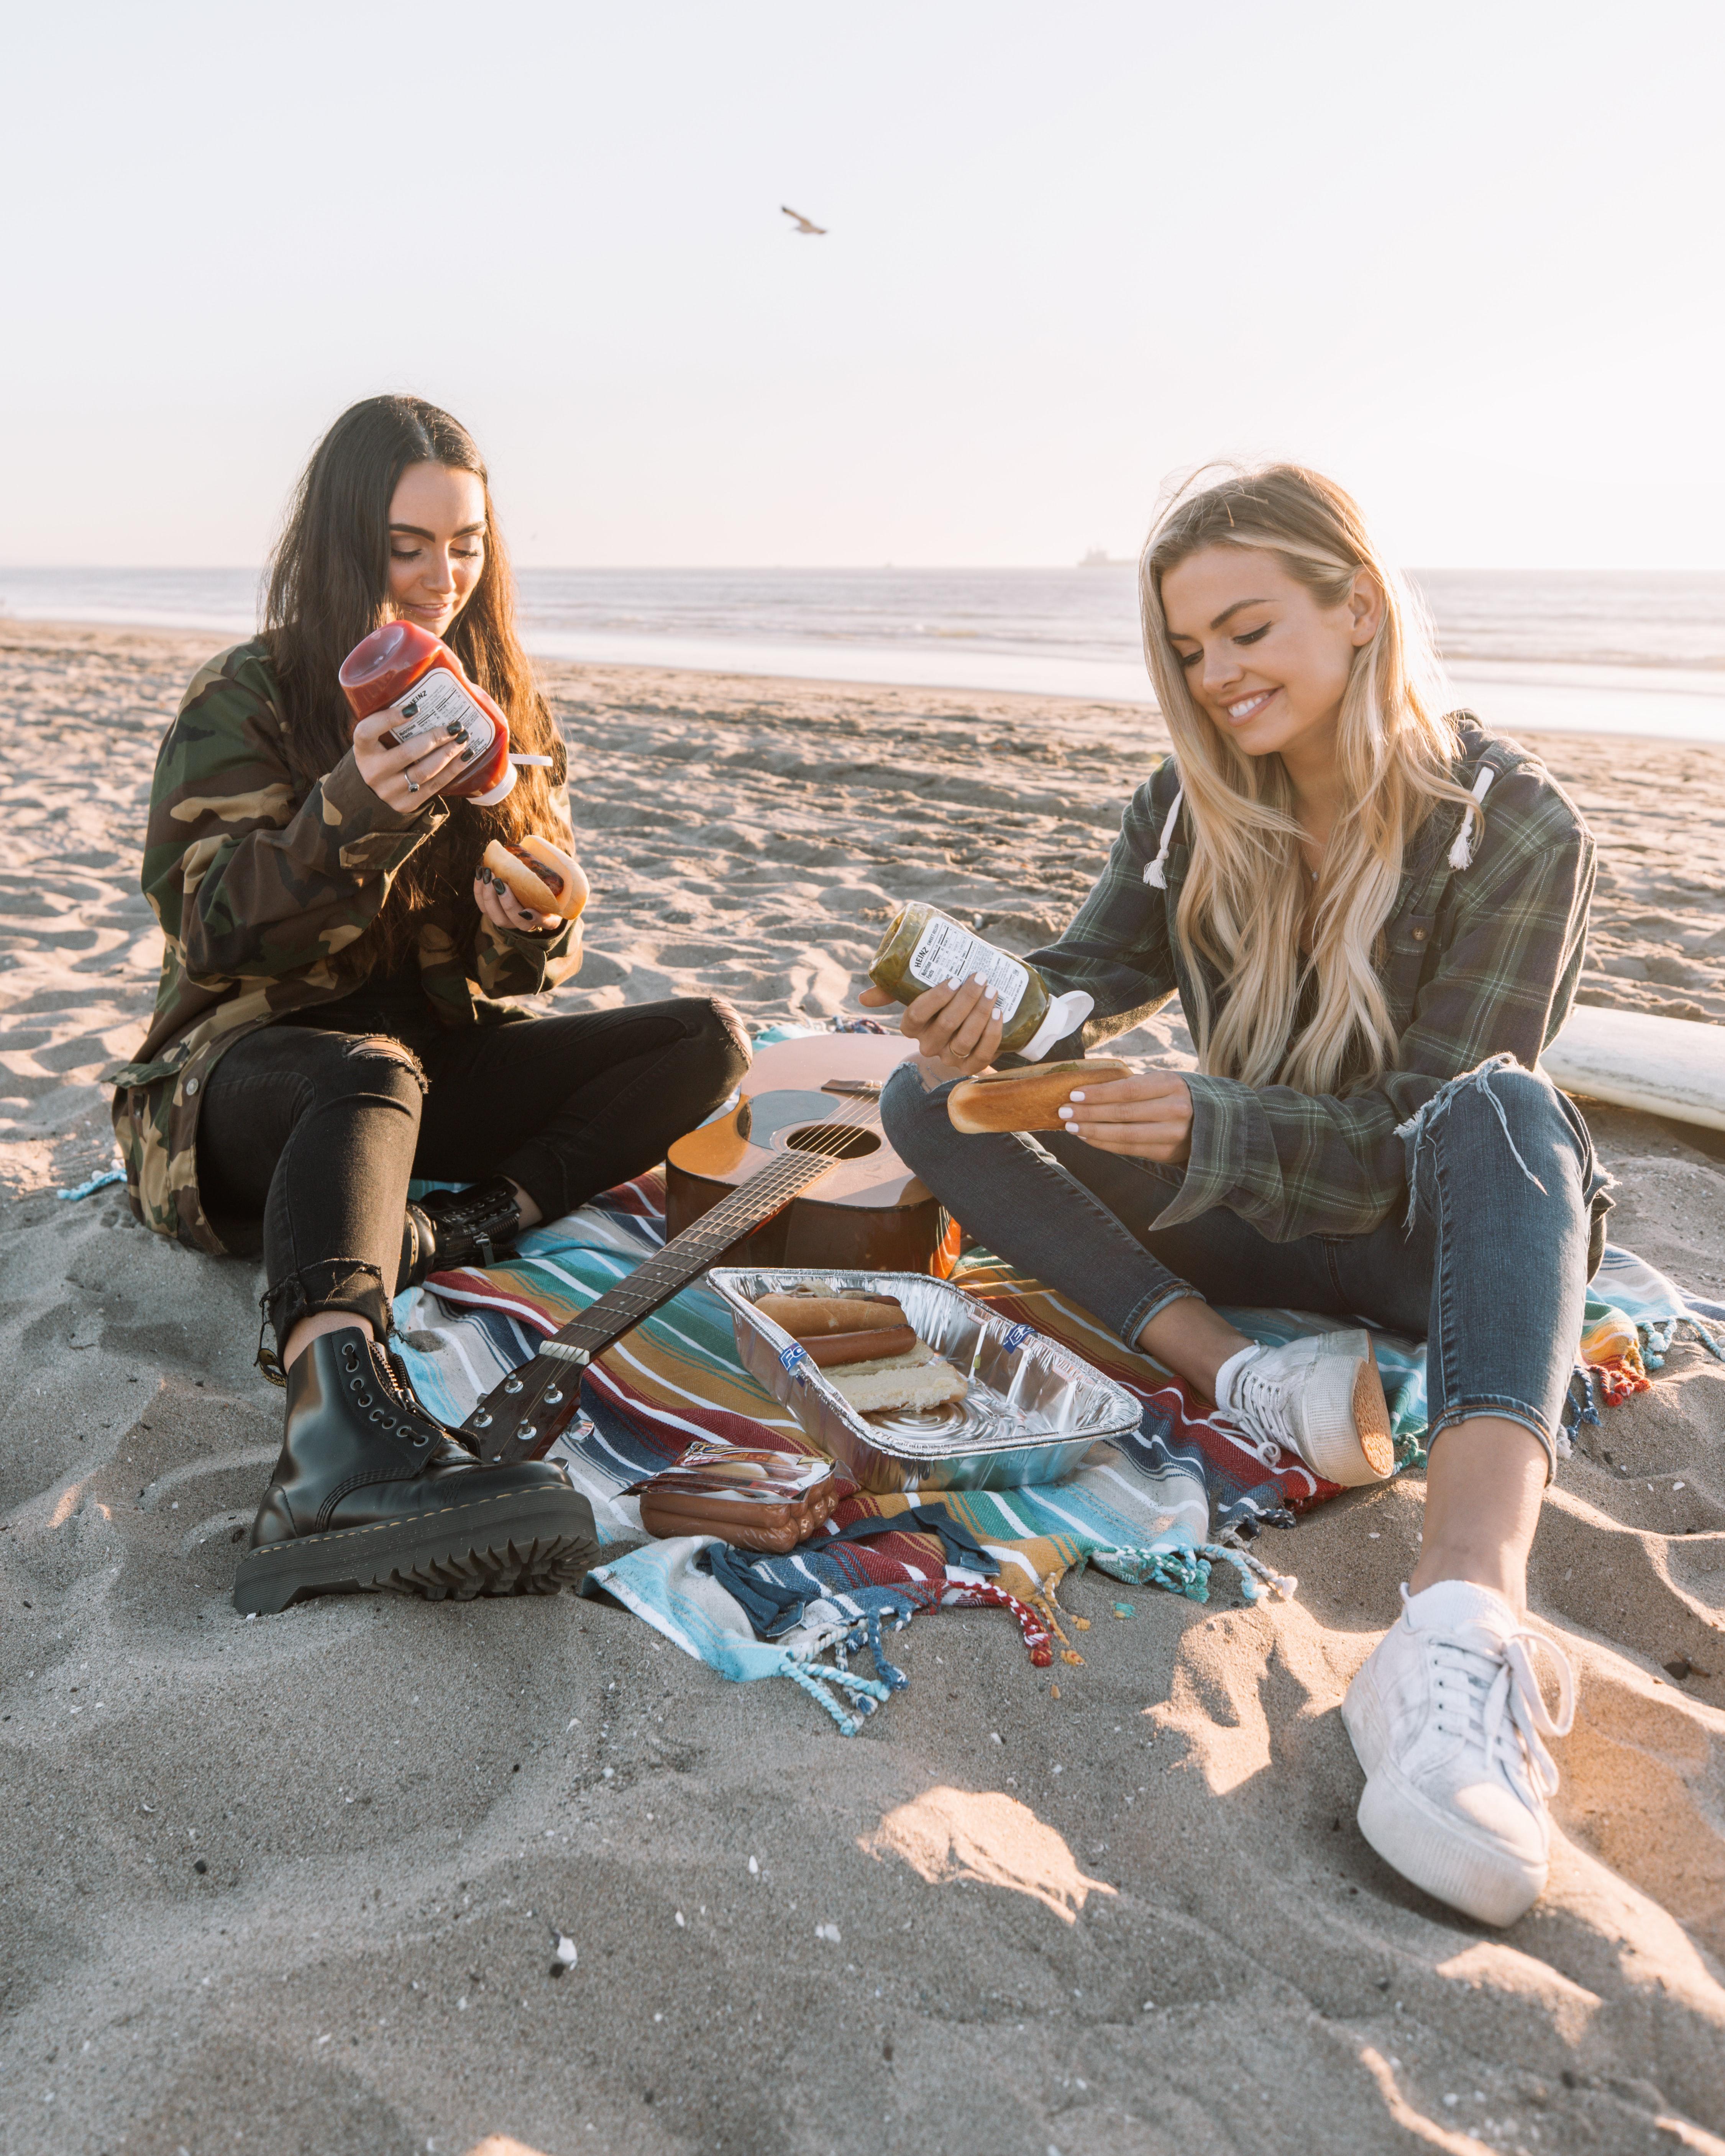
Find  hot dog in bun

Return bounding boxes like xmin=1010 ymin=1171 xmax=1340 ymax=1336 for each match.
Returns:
xmin=947 ymin=1057 xmax=1132 ymax=1135
xmin=480 ymin=833 xmax=589 ymax=922
xmin=755 ymin=1292 xmax=909 ymax=1337
xmin=753 ymin=1291 xmax=915 ymax=1367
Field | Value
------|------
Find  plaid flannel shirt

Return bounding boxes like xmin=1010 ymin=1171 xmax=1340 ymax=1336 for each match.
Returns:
xmin=1026 ymin=718 xmax=1596 ymax=1241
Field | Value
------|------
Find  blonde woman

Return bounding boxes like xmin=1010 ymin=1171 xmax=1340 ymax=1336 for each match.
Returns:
xmin=872 ymin=466 xmax=1602 ymax=1928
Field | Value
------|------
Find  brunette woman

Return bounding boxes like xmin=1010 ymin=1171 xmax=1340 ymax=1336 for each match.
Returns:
xmin=112 ymin=395 xmax=748 ymax=1614
xmin=872 ymin=466 xmax=1601 ymax=1928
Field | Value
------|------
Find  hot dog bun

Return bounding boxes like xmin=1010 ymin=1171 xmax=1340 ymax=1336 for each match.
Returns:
xmin=947 ymin=1058 xmax=1131 ymax=1135
xmin=827 ymin=1339 xmax=969 ymax=1412
xmin=481 ymin=833 xmax=589 ymax=921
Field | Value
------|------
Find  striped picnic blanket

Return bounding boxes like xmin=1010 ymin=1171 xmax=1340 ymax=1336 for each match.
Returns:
xmin=389 ymin=1173 xmax=1722 ymax=1733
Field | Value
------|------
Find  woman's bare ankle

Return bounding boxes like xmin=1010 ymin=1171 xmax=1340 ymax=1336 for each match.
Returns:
xmin=1135 ymin=1295 xmax=1255 ymax=1399
xmin=1406 ymin=1417 xmax=1546 ymax=1612
xmin=282 ymin=1311 xmax=374 ymax=1370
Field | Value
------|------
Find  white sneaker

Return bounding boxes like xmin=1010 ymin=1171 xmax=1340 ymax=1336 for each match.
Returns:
xmin=1342 ymin=1580 xmax=1577 ymax=1926
xmin=1215 ymin=1328 xmax=1394 ymax=1486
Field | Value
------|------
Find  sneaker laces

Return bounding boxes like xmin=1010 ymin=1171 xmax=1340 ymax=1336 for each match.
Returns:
xmin=1217 ymin=1347 xmax=1298 ymax=1467
xmin=1418 ymin=1602 xmax=1576 ymax=1809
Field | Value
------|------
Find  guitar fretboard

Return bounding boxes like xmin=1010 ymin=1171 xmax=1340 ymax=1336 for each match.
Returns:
xmin=460 ymin=1084 xmax=883 ymax=1458
xmin=538 ymin=1146 xmax=839 ymax=1360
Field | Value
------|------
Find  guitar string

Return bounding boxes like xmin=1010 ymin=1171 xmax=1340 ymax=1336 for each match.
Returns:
xmin=608 ymin=1090 xmax=885 ymax=1262
xmin=636 ymin=1087 xmax=889 ymax=1246
xmin=672 ymin=1089 xmax=886 ymax=1217
xmin=576 ymin=1092 xmax=886 ymax=1313
xmin=484 ymin=1093 xmax=889 ymax=1433
xmin=483 ymin=1086 xmax=894 ymax=1428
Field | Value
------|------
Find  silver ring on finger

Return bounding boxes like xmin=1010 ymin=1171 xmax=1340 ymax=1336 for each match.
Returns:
xmin=406 ymin=777 xmax=420 ymax=795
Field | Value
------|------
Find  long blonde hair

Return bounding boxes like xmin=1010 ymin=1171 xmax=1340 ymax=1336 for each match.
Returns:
xmin=1140 ymin=464 xmax=1477 ymax=1095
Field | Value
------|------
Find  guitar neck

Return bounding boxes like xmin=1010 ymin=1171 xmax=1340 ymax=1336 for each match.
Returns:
xmin=460 ymin=1088 xmax=881 ymax=1457
xmin=547 ymin=1147 xmax=839 ymax=1361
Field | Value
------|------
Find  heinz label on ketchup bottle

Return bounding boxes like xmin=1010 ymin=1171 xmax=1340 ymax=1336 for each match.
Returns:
xmin=384 ymin=670 xmax=497 ymax=764
xmin=338 ymin=620 xmax=518 ymax=805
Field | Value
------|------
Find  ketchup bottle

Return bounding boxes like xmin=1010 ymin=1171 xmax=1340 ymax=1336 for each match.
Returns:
xmin=339 ymin=621 xmax=519 ymax=806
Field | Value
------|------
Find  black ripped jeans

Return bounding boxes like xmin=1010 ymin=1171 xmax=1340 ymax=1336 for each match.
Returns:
xmin=196 ymin=996 xmax=749 ymax=1354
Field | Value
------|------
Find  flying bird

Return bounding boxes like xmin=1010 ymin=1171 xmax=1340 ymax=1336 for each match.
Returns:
xmin=781 ymin=205 xmax=827 ymax=236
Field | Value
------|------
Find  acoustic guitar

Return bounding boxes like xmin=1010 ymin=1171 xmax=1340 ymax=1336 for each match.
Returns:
xmin=665 ymin=1031 xmax=952 ymax=1270
xmin=456 ymin=1033 xmax=958 ymax=1466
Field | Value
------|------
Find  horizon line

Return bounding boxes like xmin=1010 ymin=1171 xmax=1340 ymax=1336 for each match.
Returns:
xmin=5 ymin=561 xmax=1725 ymax=578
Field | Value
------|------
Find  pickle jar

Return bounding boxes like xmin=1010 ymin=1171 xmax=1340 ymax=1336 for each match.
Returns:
xmin=867 ymin=903 xmax=1092 ymax=1061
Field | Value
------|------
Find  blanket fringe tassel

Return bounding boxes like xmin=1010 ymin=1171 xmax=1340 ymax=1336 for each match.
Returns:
xmin=1578 ymin=1312 xmax=1725 ymax=1418
xmin=778 ymin=1654 xmax=892 ymax=1737
xmin=777 ymin=1598 xmax=914 ymax=1735
xmin=944 ymin=1582 xmax=1055 ymax=1665
xmin=1654 ymin=1315 xmax=1725 ymax=1366
xmin=836 ymin=1602 xmax=913 ymax=1695
xmin=1687 ymin=1315 xmax=1725 ymax=1362
xmin=1205 ymin=1536 xmax=1299 ymax=1605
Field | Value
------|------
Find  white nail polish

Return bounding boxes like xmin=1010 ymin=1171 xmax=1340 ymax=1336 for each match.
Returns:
xmin=973 ymin=973 xmax=988 ymax=987
xmin=947 ymin=977 xmax=963 ymax=990
xmin=1070 ymin=1092 xmax=1085 ymax=1102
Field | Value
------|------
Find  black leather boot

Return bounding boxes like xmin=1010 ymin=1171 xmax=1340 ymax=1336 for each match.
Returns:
xmin=399 ymin=1175 xmax=525 ymax=1292
xmin=233 ymin=1326 xmax=597 ymax=1615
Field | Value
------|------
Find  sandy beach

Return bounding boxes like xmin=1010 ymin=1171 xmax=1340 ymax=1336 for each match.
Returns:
xmin=2 ymin=616 xmax=1723 ymax=2156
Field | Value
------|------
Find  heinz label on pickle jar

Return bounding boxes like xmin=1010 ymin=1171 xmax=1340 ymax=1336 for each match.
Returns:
xmin=906 ymin=915 xmax=1030 ymax=1021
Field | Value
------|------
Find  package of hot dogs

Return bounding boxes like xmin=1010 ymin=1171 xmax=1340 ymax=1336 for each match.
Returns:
xmin=625 ymin=1444 xmax=851 ymax=1553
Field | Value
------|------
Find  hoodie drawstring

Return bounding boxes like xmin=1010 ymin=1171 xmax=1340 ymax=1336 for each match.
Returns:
xmin=1448 ymin=765 xmax=1495 ymax=871
xmin=1143 ymin=784 xmax=1184 ymax=889
xmin=1146 ymin=762 xmax=1492 ymax=887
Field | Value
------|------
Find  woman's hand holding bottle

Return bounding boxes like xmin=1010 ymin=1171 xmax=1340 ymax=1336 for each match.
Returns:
xmin=860 ymin=974 xmax=1193 ymax=1160
xmin=858 ymin=977 xmax=1004 ymax=1084
xmin=351 ymin=706 xmax=477 ymax=815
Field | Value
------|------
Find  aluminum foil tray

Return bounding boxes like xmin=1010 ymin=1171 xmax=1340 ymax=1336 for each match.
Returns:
xmin=708 ymin=1267 xmax=1142 ymax=1493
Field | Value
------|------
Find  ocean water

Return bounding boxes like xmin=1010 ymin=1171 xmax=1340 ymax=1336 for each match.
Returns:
xmin=5 ymin=563 xmax=1724 ymax=741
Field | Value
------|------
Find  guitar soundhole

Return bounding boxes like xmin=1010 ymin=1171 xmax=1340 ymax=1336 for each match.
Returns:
xmin=781 ymin=1123 xmax=882 ymax=1162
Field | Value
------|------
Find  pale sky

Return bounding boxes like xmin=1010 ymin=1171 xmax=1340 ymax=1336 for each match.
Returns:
xmin=8 ymin=1 xmax=1722 ymax=570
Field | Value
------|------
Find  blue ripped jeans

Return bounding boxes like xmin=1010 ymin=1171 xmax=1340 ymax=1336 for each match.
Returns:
xmin=882 ymin=1056 xmax=1610 ymax=1476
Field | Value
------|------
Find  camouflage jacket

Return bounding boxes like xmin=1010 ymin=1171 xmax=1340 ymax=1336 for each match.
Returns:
xmin=109 ymin=639 xmax=579 ymax=1254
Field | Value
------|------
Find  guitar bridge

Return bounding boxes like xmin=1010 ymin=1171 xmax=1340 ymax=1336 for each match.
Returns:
xmin=821 ymin=1078 xmax=883 ymax=1097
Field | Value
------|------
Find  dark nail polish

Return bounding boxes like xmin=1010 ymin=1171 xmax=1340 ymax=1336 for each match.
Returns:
xmin=460 ymin=747 xmax=476 ymax=762
xmin=447 ymin=721 xmax=466 ymax=738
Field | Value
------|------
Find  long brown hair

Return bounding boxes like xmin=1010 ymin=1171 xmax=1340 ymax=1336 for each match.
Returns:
xmin=1140 ymin=464 xmax=1476 ymax=1094
xmin=264 ymin=394 xmax=566 ymax=979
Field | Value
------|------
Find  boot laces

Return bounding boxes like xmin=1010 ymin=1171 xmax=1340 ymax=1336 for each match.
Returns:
xmin=1423 ymin=1618 xmax=1575 ymax=1808
xmin=349 ymin=1338 xmax=437 ymax=1450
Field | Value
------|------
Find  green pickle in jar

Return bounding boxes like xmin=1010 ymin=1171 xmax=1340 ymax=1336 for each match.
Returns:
xmin=868 ymin=903 xmax=1093 ymax=1060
